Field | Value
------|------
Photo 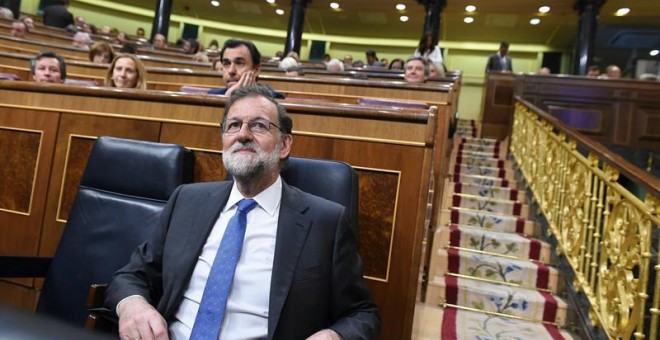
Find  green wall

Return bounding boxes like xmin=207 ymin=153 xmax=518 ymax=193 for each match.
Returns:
xmin=21 ymin=0 xmax=562 ymax=121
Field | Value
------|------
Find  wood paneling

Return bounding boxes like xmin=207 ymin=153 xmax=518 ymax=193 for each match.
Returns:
xmin=515 ymin=74 xmax=660 ymax=152
xmin=0 ymin=128 xmax=40 ymax=213
xmin=481 ymin=73 xmax=516 ymax=139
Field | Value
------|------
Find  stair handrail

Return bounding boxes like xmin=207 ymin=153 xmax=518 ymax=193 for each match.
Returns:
xmin=510 ymin=96 xmax=659 ymax=340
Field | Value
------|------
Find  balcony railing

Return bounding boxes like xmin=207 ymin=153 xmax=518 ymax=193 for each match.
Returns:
xmin=510 ymin=98 xmax=660 ymax=339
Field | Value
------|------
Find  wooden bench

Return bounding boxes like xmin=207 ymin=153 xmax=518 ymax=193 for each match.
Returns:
xmin=0 ymin=81 xmax=447 ymax=340
xmin=513 ymin=74 xmax=660 ymax=151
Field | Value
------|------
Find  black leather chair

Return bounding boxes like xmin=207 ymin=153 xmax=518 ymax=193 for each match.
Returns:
xmin=226 ymin=156 xmax=360 ymax=231
xmin=0 ymin=136 xmax=193 ymax=327
xmin=280 ymin=156 xmax=360 ymax=232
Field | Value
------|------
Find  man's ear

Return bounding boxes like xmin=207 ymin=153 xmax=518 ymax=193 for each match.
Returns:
xmin=253 ymin=65 xmax=261 ymax=77
xmin=279 ymin=134 xmax=292 ymax=160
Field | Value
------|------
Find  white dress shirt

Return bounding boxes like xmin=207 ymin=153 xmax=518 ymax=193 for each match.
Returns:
xmin=170 ymin=177 xmax=282 ymax=340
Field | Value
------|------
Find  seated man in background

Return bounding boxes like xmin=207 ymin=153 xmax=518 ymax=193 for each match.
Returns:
xmin=72 ymin=32 xmax=92 ymax=50
xmin=152 ymin=33 xmax=167 ymax=49
xmin=403 ymin=57 xmax=428 ymax=83
xmin=31 ymin=51 xmax=66 ymax=83
xmin=105 ymin=84 xmax=380 ymax=340
xmin=326 ymin=58 xmax=344 ymax=72
xmin=586 ymin=65 xmax=600 ymax=77
xmin=602 ymin=64 xmax=622 ymax=79
xmin=11 ymin=20 xmax=28 ymax=39
xmin=208 ymin=39 xmax=285 ymax=98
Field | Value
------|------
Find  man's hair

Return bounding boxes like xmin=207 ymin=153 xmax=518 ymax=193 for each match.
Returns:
xmin=220 ymin=39 xmax=261 ymax=68
xmin=31 ymin=50 xmax=67 ymax=80
xmin=499 ymin=41 xmax=510 ymax=49
xmin=365 ymin=50 xmax=377 ymax=58
xmin=223 ymin=85 xmax=292 ymax=135
xmin=404 ymin=57 xmax=429 ymax=76
xmin=587 ymin=65 xmax=600 ymax=72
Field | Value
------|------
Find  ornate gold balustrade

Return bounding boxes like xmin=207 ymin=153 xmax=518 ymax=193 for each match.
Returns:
xmin=510 ymin=99 xmax=660 ymax=340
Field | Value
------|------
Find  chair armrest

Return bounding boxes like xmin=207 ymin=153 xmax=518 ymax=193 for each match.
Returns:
xmin=86 ymin=283 xmax=118 ymax=332
xmin=0 ymin=256 xmax=52 ymax=277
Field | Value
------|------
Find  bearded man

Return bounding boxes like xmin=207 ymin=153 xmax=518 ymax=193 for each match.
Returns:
xmin=105 ymin=85 xmax=380 ymax=340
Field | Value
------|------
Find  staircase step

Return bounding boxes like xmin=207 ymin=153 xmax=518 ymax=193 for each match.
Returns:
xmin=453 ymin=136 xmax=505 ymax=148
xmin=435 ymin=225 xmax=550 ymax=262
xmin=449 ymin=180 xmax=525 ymax=201
xmin=431 ymin=248 xmax=559 ymax=292
xmin=437 ymin=306 xmax=576 ymax=339
xmin=426 ymin=276 xmax=568 ymax=326
xmin=453 ymin=149 xmax=505 ymax=161
xmin=451 ymin=173 xmax=517 ymax=189
xmin=451 ymin=163 xmax=516 ymax=181
xmin=442 ymin=208 xmax=536 ymax=235
xmin=450 ymin=154 xmax=513 ymax=170
xmin=445 ymin=194 xmax=528 ymax=217
xmin=456 ymin=143 xmax=507 ymax=159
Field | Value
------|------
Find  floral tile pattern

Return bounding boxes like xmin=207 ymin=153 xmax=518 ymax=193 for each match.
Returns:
xmin=451 ymin=209 xmax=525 ymax=234
xmin=453 ymin=182 xmax=519 ymax=201
xmin=442 ymin=307 xmax=572 ymax=340
xmin=448 ymin=225 xmax=547 ymax=261
xmin=448 ymin=277 xmax=557 ymax=323
xmin=452 ymin=194 xmax=520 ymax=216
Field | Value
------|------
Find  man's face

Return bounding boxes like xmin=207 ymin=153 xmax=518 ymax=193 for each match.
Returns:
xmin=500 ymin=47 xmax=509 ymax=56
xmin=220 ymin=45 xmax=260 ymax=88
xmin=404 ymin=60 xmax=426 ymax=83
xmin=153 ymin=35 xmax=165 ymax=48
xmin=33 ymin=57 xmax=62 ymax=83
xmin=11 ymin=22 xmax=27 ymax=38
xmin=222 ymin=95 xmax=291 ymax=181
xmin=343 ymin=55 xmax=353 ymax=65
xmin=366 ymin=54 xmax=376 ymax=65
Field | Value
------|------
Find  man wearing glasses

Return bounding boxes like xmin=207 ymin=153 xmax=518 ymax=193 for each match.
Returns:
xmin=208 ymin=39 xmax=285 ymax=99
xmin=106 ymin=85 xmax=380 ymax=340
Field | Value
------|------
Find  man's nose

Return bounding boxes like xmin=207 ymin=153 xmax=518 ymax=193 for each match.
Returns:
xmin=226 ymin=63 xmax=237 ymax=74
xmin=236 ymin=122 xmax=253 ymax=140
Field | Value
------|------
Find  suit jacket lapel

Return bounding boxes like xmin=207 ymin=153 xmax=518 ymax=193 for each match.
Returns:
xmin=268 ymin=184 xmax=312 ymax=338
xmin=164 ymin=182 xmax=231 ymax=317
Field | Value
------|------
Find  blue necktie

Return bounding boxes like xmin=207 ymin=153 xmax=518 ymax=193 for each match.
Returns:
xmin=190 ymin=198 xmax=258 ymax=340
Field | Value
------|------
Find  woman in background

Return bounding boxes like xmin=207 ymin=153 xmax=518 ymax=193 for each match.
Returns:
xmin=104 ymin=54 xmax=147 ymax=89
xmin=89 ymin=42 xmax=115 ymax=63
xmin=413 ymin=32 xmax=443 ymax=64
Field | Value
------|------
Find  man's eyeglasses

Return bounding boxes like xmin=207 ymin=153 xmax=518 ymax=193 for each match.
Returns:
xmin=222 ymin=119 xmax=283 ymax=134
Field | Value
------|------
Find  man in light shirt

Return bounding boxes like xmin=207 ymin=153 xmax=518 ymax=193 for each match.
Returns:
xmin=105 ymin=85 xmax=380 ymax=340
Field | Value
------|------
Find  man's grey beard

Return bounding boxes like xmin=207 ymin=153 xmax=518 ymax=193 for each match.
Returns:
xmin=223 ymin=140 xmax=281 ymax=181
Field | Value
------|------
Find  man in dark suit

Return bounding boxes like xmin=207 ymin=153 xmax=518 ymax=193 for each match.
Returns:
xmin=208 ymin=39 xmax=285 ymax=99
xmin=485 ymin=41 xmax=513 ymax=73
xmin=105 ymin=85 xmax=380 ymax=340
xmin=42 ymin=0 xmax=74 ymax=29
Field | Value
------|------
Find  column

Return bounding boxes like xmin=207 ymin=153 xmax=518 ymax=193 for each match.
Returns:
xmin=284 ymin=0 xmax=309 ymax=56
xmin=1 ymin=0 xmax=21 ymax=19
xmin=573 ymin=0 xmax=606 ymax=75
xmin=417 ymin=0 xmax=446 ymax=45
xmin=150 ymin=0 xmax=173 ymax=42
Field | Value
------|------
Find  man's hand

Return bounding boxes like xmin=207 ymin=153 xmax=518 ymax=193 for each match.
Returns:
xmin=117 ymin=296 xmax=169 ymax=340
xmin=306 ymin=329 xmax=342 ymax=340
xmin=225 ymin=70 xmax=257 ymax=97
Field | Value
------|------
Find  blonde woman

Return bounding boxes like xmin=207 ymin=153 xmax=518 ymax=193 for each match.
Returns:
xmin=104 ymin=54 xmax=147 ymax=89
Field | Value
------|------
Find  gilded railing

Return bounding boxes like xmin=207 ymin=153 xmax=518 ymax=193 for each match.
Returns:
xmin=510 ymin=99 xmax=660 ymax=339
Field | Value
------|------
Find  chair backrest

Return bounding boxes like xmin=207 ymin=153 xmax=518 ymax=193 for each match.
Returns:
xmin=280 ymin=157 xmax=360 ymax=232
xmin=37 ymin=136 xmax=194 ymax=326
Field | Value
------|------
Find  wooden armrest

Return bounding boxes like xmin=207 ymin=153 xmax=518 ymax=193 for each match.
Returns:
xmin=85 ymin=283 xmax=118 ymax=332
xmin=0 ymin=256 xmax=52 ymax=277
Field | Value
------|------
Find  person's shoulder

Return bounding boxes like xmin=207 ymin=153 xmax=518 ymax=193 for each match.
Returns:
xmin=178 ymin=181 xmax=231 ymax=195
xmin=283 ymin=182 xmax=344 ymax=212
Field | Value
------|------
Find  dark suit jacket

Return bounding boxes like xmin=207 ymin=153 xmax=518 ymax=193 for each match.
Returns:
xmin=485 ymin=53 xmax=513 ymax=72
xmin=42 ymin=5 xmax=74 ymax=29
xmin=105 ymin=181 xmax=380 ymax=339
